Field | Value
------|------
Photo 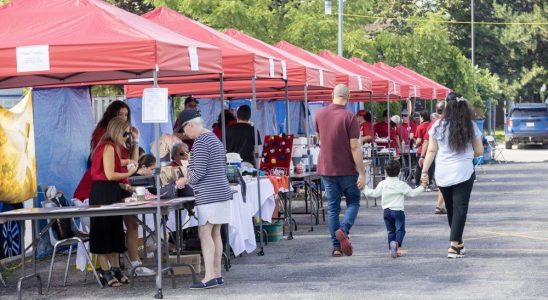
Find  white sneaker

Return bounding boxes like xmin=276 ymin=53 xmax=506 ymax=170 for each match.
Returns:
xmin=130 ymin=261 xmax=156 ymax=276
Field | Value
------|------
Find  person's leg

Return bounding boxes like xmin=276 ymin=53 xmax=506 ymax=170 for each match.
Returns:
xmin=383 ymin=209 xmax=396 ymax=249
xmin=436 ymin=191 xmax=445 ymax=212
xmin=439 ymin=186 xmax=454 ymax=228
xmin=340 ymin=174 xmax=361 ymax=235
xmin=108 ymin=252 xmax=120 ymax=268
xmin=322 ymin=176 xmax=343 ymax=249
xmin=415 ymin=163 xmax=422 ymax=186
xmin=211 ymin=224 xmax=223 ymax=279
xmin=98 ymin=254 xmax=110 ymax=271
xmin=394 ymin=210 xmax=406 ymax=248
xmin=198 ymin=223 xmax=216 ymax=283
xmin=449 ymin=174 xmax=475 ymax=243
xmin=123 ymin=216 xmax=140 ymax=262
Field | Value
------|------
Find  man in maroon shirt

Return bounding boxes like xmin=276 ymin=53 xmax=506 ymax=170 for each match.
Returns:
xmin=315 ymin=84 xmax=366 ymax=257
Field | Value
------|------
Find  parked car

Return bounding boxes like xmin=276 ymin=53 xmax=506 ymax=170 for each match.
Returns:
xmin=504 ymin=103 xmax=548 ymax=149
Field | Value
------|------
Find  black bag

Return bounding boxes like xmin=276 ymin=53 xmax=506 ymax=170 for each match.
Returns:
xmin=50 ymin=193 xmax=75 ymax=241
xmin=227 ymin=165 xmax=246 ymax=202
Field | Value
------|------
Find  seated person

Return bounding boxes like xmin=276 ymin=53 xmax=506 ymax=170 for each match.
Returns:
xmin=357 ymin=110 xmax=373 ymax=143
xmin=170 ymin=142 xmax=190 ymax=167
xmin=150 ymin=133 xmax=184 ymax=164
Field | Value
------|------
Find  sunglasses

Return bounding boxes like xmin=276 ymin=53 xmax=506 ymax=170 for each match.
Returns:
xmin=402 ymin=114 xmax=408 ymax=117
xmin=123 ymin=131 xmax=131 ymax=138
xmin=178 ymin=152 xmax=187 ymax=156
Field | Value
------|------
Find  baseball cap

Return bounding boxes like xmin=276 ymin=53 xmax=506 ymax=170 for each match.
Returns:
xmin=401 ymin=108 xmax=409 ymax=116
xmin=184 ymin=96 xmax=199 ymax=106
xmin=391 ymin=115 xmax=401 ymax=124
xmin=174 ymin=109 xmax=201 ymax=132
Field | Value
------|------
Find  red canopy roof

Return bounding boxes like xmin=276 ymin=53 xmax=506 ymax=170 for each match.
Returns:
xmin=349 ymin=58 xmax=420 ymax=99
xmin=0 ymin=0 xmax=222 ymax=89
xmin=375 ymin=62 xmax=437 ymax=99
xmin=225 ymin=29 xmax=336 ymax=90
xmin=275 ymin=41 xmax=371 ymax=96
xmin=395 ymin=65 xmax=451 ymax=99
xmin=318 ymin=50 xmax=399 ymax=99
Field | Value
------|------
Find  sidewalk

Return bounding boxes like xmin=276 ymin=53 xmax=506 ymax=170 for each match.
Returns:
xmin=1 ymin=162 xmax=547 ymax=299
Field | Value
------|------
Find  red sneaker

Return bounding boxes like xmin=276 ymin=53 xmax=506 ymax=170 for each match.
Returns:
xmin=335 ymin=229 xmax=353 ymax=256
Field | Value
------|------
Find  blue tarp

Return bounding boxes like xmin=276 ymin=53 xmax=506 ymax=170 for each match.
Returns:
xmin=33 ymin=87 xmax=94 ymax=200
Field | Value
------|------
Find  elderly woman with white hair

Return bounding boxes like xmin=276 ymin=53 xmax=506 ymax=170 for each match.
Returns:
xmin=175 ymin=109 xmax=232 ymax=290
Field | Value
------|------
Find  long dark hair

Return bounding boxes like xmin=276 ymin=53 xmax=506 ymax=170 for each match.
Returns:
xmin=91 ymin=100 xmax=131 ymax=149
xmin=216 ymin=109 xmax=236 ymax=126
xmin=439 ymin=92 xmax=475 ymax=153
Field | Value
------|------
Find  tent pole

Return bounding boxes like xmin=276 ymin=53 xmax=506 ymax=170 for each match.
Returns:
xmin=387 ymin=94 xmax=391 ymax=159
xmin=220 ymin=74 xmax=226 ymax=148
xmin=285 ymin=80 xmax=289 ymax=134
xmin=304 ymin=85 xmax=310 ymax=172
xmin=153 ymin=67 xmax=163 ymax=299
xmin=252 ymin=77 xmax=265 ymax=256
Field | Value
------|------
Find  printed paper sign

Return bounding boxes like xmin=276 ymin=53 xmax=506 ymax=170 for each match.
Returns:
xmin=16 ymin=45 xmax=50 ymax=73
xmin=281 ymin=60 xmax=287 ymax=80
xmin=142 ymin=88 xmax=169 ymax=123
xmin=188 ymin=47 xmax=199 ymax=71
xmin=269 ymin=58 xmax=275 ymax=78
xmin=319 ymin=70 xmax=324 ymax=86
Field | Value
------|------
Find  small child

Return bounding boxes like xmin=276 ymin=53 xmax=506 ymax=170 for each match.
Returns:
xmin=362 ymin=159 xmax=425 ymax=258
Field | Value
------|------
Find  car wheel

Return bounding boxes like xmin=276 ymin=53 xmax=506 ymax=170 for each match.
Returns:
xmin=505 ymin=141 xmax=512 ymax=150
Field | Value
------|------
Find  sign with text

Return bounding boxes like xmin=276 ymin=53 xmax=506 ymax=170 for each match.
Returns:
xmin=142 ymin=88 xmax=169 ymax=123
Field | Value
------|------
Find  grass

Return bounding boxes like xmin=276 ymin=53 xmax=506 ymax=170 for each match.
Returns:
xmin=495 ymin=129 xmax=505 ymax=143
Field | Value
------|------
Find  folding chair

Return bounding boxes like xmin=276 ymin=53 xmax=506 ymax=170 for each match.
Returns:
xmin=42 ymin=198 xmax=102 ymax=292
xmin=485 ymin=136 xmax=506 ymax=163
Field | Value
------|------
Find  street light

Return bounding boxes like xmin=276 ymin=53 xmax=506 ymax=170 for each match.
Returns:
xmin=325 ymin=0 xmax=343 ymax=56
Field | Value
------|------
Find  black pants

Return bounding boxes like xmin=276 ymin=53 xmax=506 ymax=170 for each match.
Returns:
xmin=439 ymin=173 xmax=475 ymax=242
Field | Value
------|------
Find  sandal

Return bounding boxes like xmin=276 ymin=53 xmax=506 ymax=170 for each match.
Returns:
xmin=331 ymin=248 xmax=343 ymax=257
xmin=447 ymin=246 xmax=465 ymax=259
xmin=111 ymin=267 xmax=130 ymax=284
xmin=457 ymin=243 xmax=466 ymax=254
xmin=99 ymin=269 xmax=122 ymax=287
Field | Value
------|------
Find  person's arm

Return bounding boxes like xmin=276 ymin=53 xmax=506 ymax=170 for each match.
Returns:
xmin=350 ymin=138 xmax=366 ymax=189
xmin=419 ymin=139 xmax=429 ymax=167
xmin=362 ymin=181 xmax=383 ymax=198
xmin=473 ymin=137 xmax=483 ymax=157
xmin=103 ymin=145 xmax=136 ymax=181
xmin=187 ymin=142 xmax=208 ymax=185
xmin=404 ymin=184 xmax=425 ymax=197
xmin=420 ymin=138 xmax=438 ymax=185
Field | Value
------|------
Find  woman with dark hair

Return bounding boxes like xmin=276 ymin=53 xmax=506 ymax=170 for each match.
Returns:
xmin=212 ymin=109 xmax=237 ymax=140
xmin=421 ymin=92 xmax=483 ymax=258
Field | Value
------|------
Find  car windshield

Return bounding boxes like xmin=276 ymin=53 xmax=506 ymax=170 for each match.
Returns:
xmin=511 ymin=108 xmax=548 ymax=118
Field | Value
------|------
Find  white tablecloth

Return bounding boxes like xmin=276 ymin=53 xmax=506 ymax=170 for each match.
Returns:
xmin=137 ymin=179 xmax=276 ymax=256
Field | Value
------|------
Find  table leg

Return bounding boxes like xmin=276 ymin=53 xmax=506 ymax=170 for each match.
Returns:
xmin=17 ymin=219 xmax=42 ymax=300
xmin=287 ymin=189 xmax=294 ymax=240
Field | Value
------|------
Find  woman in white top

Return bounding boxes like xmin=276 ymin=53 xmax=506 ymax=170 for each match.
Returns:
xmin=421 ymin=92 xmax=483 ymax=258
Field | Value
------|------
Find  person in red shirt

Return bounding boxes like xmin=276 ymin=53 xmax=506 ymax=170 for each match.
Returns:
xmin=373 ymin=110 xmax=400 ymax=153
xmin=400 ymin=109 xmax=417 ymax=145
xmin=414 ymin=111 xmax=432 ymax=186
xmin=356 ymin=110 xmax=373 ymax=143
xmin=315 ymin=84 xmax=365 ymax=257
xmin=212 ymin=109 xmax=237 ymax=140
xmin=89 ymin=118 xmax=137 ymax=287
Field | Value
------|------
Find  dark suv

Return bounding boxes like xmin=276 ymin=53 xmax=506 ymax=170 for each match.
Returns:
xmin=504 ymin=103 xmax=548 ymax=149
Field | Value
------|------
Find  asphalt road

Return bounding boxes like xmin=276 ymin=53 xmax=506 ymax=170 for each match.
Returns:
xmin=1 ymin=161 xmax=547 ymax=300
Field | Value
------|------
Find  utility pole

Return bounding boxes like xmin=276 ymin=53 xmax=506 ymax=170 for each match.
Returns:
xmin=471 ymin=0 xmax=475 ymax=67
xmin=338 ymin=0 xmax=343 ymax=56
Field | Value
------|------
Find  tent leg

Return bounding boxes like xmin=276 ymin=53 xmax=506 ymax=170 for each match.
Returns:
xmin=252 ymin=77 xmax=265 ymax=256
xmin=152 ymin=68 xmax=163 ymax=300
xmin=220 ymin=74 xmax=226 ymax=148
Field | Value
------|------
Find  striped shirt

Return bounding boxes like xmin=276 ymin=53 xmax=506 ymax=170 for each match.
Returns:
xmin=188 ymin=132 xmax=232 ymax=206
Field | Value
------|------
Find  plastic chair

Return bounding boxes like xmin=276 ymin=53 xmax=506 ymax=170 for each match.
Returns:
xmin=485 ymin=136 xmax=505 ymax=163
xmin=42 ymin=200 xmax=101 ymax=292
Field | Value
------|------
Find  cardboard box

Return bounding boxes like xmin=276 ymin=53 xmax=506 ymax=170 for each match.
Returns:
xmin=168 ymin=254 xmax=201 ymax=275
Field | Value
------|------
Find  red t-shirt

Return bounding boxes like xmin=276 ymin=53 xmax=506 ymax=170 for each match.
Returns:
xmin=424 ymin=118 xmax=441 ymax=141
xmin=213 ymin=120 xmax=237 ymax=139
xmin=402 ymin=122 xmax=417 ymax=139
xmin=415 ymin=121 xmax=431 ymax=153
xmin=373 ymin=121 xmax=399 ymax=149
xmin=315 ymin=104 xmax=360 ymax=176
xmin=360 ymin=121 xmax=372 ymax=138
xmin=91 ymin=127 xmax=107 ymax=150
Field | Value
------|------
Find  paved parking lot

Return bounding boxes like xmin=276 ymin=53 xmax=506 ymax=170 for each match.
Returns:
xmin=1 ymin=161 xmax=547 ymax=300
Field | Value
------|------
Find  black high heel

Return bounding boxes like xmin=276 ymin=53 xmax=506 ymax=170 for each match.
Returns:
xmin=111 ymin=267 xmax=129 ymax=284
xmin=99 ymin=269 xmax=122 ymax=287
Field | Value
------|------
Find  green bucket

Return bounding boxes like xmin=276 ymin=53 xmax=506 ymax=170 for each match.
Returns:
xmin=255 ymin=221 xmax=284 ymax=242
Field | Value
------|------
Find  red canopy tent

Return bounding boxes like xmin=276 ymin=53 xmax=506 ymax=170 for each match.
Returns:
xmin=275 ymin=40 xmax=371 ymax=101
xmin=350 ymin=58 xmax=420 ymax=99
xmin=318 ymin=50 xmax=401 ymax=100
xmin=374 ymin=62 xmax=437 ymax=100
xmin=0 ymin=0 xmax=222 ymax=89
xmin=124 ymin=6 xmax=289 ymax=98
xmin=0 ymin=1 xmax=224 ymax=297
xmin=395 ymin=65 xmax=451 ymax=99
